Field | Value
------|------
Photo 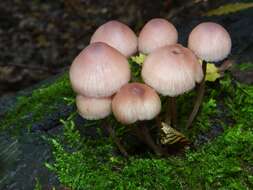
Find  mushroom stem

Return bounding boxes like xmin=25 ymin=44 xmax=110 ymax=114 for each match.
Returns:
xmin=132 ymin=123 xmax=164 ymax=156
xmin=104 ymin=123 xmax=129 ymax=158
xmin=166 ymin=97 xmax=177 ymax=127
xmin=170 ymin=97 xmax=177 ymax=127
xmin=186 ymin=60 xmax=207 ymax=128
xmin=140 ymin=124 xmax=164 ymax=156
xmin=155 ymin=116 xmax=162 ymax=139
xmin=155 ymin=116 xmax=162 ymax=129
xmin=165 ymin=100 xmax=172 ymax=126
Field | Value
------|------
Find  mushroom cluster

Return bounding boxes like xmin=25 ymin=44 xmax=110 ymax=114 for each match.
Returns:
xmin=69 ymin=19 xmax=231 ymax=157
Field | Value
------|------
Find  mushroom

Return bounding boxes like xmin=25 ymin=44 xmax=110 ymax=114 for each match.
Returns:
xmin=69 ymin=42 xmax=131 ymax=98
xmin=188 ymin=22 xmax=231 ymax=63
xmin=141 ymin=44 xmax=203 ymax=127
xmin=70 ymin=42 xmax=131 ymax=157
xmin=187 ymin=22 xmax=232 ymax=128
xmin=112 ymin=82 xmax=163 ymax=155
xmin=90 ymin=20 xmax=138 ymax=57
xmin=76 ymin=95 xmax=112 ymax=120
xmin=112 ymin=83 xmax=161 ymax=124
xmin=138 ymin=18 xmax=178 ymax=54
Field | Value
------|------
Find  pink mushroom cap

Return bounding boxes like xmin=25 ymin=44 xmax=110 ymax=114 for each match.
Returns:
xmin=69 ymin=42 xmax=131 ymax=98
xmin=142 ymin=44 xmax=203 ymax=97
xmin=76 ymin=95 xmax=111 ymax=120
xmin=188 ymin=22 xmax=232 ymax=62
xmin=138 ymin=18 xmax=178 ymax=54
xmin=112 ymin=83 xmax=161 ymax=124
xmin=90 ymin=20 xmax=138 ymax=57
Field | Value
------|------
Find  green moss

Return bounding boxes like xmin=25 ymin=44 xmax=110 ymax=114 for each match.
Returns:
xmin=34 ymin=178 xmax=42 ymax=190
xmin=47 ymin=72 xmax=253 ymax=189
xmin=1 ymin=73 xmax=74 ymax=132
xmin=233 ymin=62 xmax=253 ymax=71
xmin=46 ymin=74 xmax=253 ymax=189
xmin=206 ymin=2 xmax=253 ymax=16
xmin=2 ymin=56 xmax=251 ymax=189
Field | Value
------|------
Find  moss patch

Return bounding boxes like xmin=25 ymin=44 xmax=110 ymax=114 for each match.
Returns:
xmin=1 ymin=73 xmax=74 ymax=132
xmin=233 ymin=62 xmax=253 ymax=71
xmin=46 ymin=73 xmax=253 ymax=189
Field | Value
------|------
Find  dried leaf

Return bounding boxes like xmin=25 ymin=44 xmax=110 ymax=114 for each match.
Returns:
xmin=160 ymin=122 xmax=190 ymax=145
xmin=206 ymin=3 xmax=253 ymax=16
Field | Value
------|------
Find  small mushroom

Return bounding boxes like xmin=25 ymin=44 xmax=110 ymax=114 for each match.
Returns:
xmin=90 ymin=20 xmax=138 ymax=57
xmin=112 ymin=82 xmax=163 ymax=155
xmin=112 ymin=83 xmax=161 ymax=124
xmin=76 ymin=95 xmax=112 ymax=120
xmin=69 ymin=42 xmax=131 ymax=98
xmin=187 ymin=22 xmax=232 ymax=128
xmin=188 ymin=22 xmax=231 ymax=63
xmin=138 ymin=18 xmax=178 ymax=54
xmin=141 ymin=44 xmax=203 ymax=127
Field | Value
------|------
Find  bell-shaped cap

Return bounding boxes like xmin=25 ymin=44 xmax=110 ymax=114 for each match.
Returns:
xmin=112 ymin=83 xmax=161 ymax=124
xmin=188 ymin=22 xmax=231 ymax=62
xmin=70 ymin=42 xmax=131 ymax=97
xmin=90 ymin=20 xmax=138 ymax=57
xmin=138 ymin=18 xmax=178 ymax=54
xmin=76 ymin=95 xmax=111 ymax=120
xmin=142 ymin=44 xmax=203 ymax=97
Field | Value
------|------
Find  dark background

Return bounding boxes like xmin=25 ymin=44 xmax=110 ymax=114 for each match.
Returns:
xmin=0 ymin=0 xmax=233 ymax=96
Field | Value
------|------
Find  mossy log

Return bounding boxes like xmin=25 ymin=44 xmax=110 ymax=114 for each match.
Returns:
xmin=0 ymin=2 xmax=253 ymax=189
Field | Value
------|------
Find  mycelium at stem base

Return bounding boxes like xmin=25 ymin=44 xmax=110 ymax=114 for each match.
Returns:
xmin=186 ymin=60 xmax=207 ymax=128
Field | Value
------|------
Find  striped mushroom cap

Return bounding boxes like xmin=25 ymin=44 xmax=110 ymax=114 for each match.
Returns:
xmin=138 ymin=18 xmax=178 ymax=54
xmin=142 ymin=44 xmax=203 ymax=97
xmin=70 ymin=42 xmax=131 ymax=97
xmin=76 ymin=95 xmax=111 ymax=120
xmin=188 ymin=22 xmax=232 ymax=62
xmin=112 ymin=83 xmax=161 ymax=124
xmin=90 ymin=20 xmax=138 ymax=57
